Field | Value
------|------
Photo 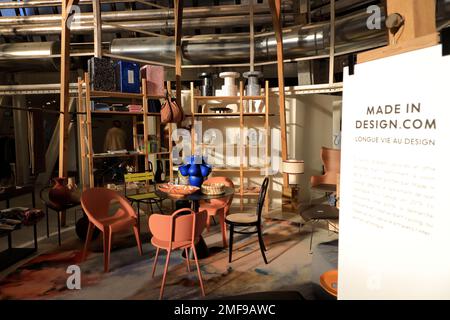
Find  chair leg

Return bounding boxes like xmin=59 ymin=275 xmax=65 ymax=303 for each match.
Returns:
xmin=152 ymin=247 xmax=160 ymax=278
xmin=57 ymin=211 xmax=61 ymax=246
xmin=149 ymin=202 xmax=154 ymax=215
xmin=228 ymin=224 xmax=234 ymax=263
xmin=160 ymin=249 xmax=172 ymax=300
xmin=132 ymin=225 xmax=143 ymax=256
xmin=192 ymin=245 xmax=205 ymax=297
xmin=185 ymin=248 xmax=191 ymax=272
xmin=257 ymin=226 xmax=268 ymax=264
xmin=155 ymin=200 xmax=163 ymax=213
xmin=136 ymin=202 xmax=141 ymax=236
xmin=219 ymin=211 xmax=227 ymax=248
xmin=103 ymin=229 xmax=112 ymax=273
xmin=46 ymin=206 xmax=49 ymax=238
xmin=309 ymin=223 xmax=315 ymax=252
xmin=206 ymin=215 xmax=211 ymax=232
xmin=82 ymin=221 xmax=95 ymax=261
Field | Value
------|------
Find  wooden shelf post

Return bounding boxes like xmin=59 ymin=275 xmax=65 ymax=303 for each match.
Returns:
xmin=269 ymin=0 xmax=288 ymax=187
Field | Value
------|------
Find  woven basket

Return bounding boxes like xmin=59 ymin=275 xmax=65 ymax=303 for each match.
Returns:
xmin=201 ymin=183 xmax=225 ymax=195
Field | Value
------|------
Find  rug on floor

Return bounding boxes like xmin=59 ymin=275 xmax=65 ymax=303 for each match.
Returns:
xmin=0 ymin=219 xmax=313 ymax=300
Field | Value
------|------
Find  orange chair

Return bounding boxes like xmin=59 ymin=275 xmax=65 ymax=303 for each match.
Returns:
xmin=149 ymin=208 xmax=207 ymax=300
xmin=199 ymin=177 xmax=234 ymax=247
xmin=81 ymin=188 xmax=143 ymax=273
xmin=311 ymin=147 xmax=341 ymax=190
xmin=320 ymin=269 xmax=338 ymax=297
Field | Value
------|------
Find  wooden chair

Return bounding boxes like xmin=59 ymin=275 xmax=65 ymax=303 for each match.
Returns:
xmin=225 ymin=177 xmax=269 ymax=264
xmin=81 ymin=188 xmax=143 ymax=272
xmin=124 ymin=172 xmax=163 ymax=235
xmin=149 ymin=208 xmax=207 ymax=299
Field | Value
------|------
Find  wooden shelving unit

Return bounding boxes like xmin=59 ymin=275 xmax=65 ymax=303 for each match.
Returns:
xmin=77 ymin=72 xmax=173 ymax=188
xmin=190 ymin=80 xmax=271 ymax=212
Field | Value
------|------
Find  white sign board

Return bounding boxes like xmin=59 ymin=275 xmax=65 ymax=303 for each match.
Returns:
xmin=339 ymin=45 xmax=450 ymax=299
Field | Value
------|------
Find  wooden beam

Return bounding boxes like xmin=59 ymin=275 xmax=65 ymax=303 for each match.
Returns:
xmin=358 ymin=0 xmax=437 ymax=64
xmin=59 ymin=0 xmax=79 ymax=178
xmin=269 ymin=0 xmax=288 ymax=185
xmin=174 ymin=0 xmax=183 ymax=108
xmin=92 ymin=0 xmax=102 ymax=57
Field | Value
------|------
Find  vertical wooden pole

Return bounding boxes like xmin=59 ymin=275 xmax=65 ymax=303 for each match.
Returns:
xmin=328 ymin=0 xmax=335 ymax=85
xmin=190 ymin=82 xmax=195 ymax=155
xmin=77 ymin=77 xmax=87 ymax=189
xmin=264 ymin=80 xmax=270 ymax=213
xmin=174 ymin=0 xmax=183 ymax=109
xmin=269 ymin=0 xmax=288 ymax=186
xmin=142 ymin=78 xmax=150 ymax=172
xmin=84 ymin=72 xmax=94 ymax=187
xmin=59 ymin=0 xmax=77 ymax=178
xmin=239 ymin=81 xmax=244 ymax=211
xmin=92 ymin=0 xmax=102 ymax=58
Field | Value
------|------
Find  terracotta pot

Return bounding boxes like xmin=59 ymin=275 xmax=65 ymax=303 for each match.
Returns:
xmin=49 ymin=177 xmax=72 ymax=206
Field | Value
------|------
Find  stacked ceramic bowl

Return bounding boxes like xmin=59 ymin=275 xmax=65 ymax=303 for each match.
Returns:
xmin=201 ymin=183 xmax=225 ymax=195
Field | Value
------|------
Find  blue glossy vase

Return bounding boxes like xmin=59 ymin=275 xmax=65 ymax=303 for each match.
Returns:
xmin=179 ymin=164 xmax=190 ymax=176
xmin=188 ymin=164 xmax=201 ymax=176
xmin=200 ymin=164 xmax=212 ymax=177
xmin=189 ymin=175 xmax=203 ymax=187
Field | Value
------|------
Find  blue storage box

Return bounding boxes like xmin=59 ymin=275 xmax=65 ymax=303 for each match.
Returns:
xmin=115 ymin=61 xmax=140 ymax=93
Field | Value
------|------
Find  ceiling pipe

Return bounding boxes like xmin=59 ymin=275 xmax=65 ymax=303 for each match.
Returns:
xmin=1 ymin=2 xmax=449 ymax=69
xmin=0 ymin=13 xmax=295 ymax=36
xmin=310 ymin=0 xmax=380 ymax=20
xmin=0 ymin=3 xmax=293 ymax=25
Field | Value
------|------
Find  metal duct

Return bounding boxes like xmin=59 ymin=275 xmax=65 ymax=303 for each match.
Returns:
xmin=310 ymin=0 xmax=380 ymax=20
xmin=1 ymin=2 xmax=449 ymax=69
xmin=0 ymin=42 xmax=59 ymax=71
xmin=111 ymin=9 xmax=387 ymax=65
xmin=0 ymin=13 xmax=295 ymax=36
xmin=0 ymin=0 xmax=137 ymax=9
xmin=111 ymin=1 xmax=450 ymax=65
xmin=0 ymin=3 xmax=293 ymax=25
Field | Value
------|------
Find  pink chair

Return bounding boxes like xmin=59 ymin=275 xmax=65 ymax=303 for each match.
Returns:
xmin=149 ymin=208 xmax=207 ymax=300
xmin=199 ymin=177 xmax=234 ymax=247
xmin=81 ymin=188 xmax=143 ymax=273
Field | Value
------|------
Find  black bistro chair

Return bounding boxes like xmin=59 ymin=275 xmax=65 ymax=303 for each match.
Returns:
xmin=225 ymin=177 xmax=270 ymax=264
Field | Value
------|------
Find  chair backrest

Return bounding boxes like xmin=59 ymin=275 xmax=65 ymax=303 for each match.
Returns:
xmin=204 ymin=176 xmax=235 ymax=210
xmin=256 ymin=177 xmax=269 ymax=223
xmin=311 ymin=147 xmax=341 ymax=186
xmin=81 ymin=187 xmax=136 ymax=223
xmin=149 ymin=208 xmax=207 ymax=247
xmin=322 ymin=147 xmax=340 ymax=176
xmin=124 ymin=171 xmax=155 ymax=196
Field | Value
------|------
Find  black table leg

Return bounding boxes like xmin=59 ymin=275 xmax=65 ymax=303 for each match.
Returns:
xmin=7 ymin=232 xmax=12 ymax=250
xmin=46 ymin=206 xmax=49 ymax=238
xmin=31 ymin=190 xmax=36 ymax=208
xmin=57 ymin=211 xmax=61 ymax=246
xmin=33 ymin=223 xmax=38 ymax=251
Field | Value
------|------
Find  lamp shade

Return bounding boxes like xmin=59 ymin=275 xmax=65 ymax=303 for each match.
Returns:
xmin=282 ymin=160 xmax=305 ymax=185
xmin=282 ymin=160 xmax=305 ymax=174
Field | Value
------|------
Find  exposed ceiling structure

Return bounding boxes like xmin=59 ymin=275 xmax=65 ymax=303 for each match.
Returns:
xmin=0 ymin=0 xmax=449 ymax=76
